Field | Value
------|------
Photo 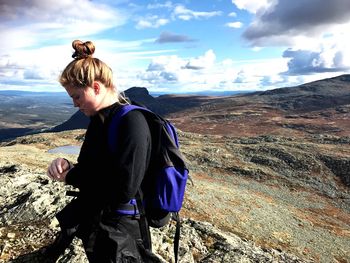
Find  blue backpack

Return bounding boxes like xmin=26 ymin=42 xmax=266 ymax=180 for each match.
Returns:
xmin=108 ymin=104 xmax=189 ymax=262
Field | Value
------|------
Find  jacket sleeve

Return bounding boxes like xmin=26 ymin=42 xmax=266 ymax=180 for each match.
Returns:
xmin=64 ymin=162 xmax=87 ymax=189
xmin=108 ymin=110 xmax=152 ymax=204
xmin=64 ymin=110 xmax=152 ymax=205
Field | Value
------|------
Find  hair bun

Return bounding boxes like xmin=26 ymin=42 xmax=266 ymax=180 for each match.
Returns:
xmin=71 ymin=40 xmax=95 ymax=59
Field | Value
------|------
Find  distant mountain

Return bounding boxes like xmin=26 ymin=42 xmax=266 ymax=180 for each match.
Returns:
xmin=51 ymin=87 xmax=157 ymax=132
xmin=0 ymin=91 xmax=74 ymax=141
xmin=124 ymin=87 xmax=212 ymax=115
xmin=151 ymin=90 xmax=251 ymax=97
xmin=51 ymin=87 xmax=210 ymax=132
xmin=256 ymin=74 xmax=350 ymax=112
xmin=165 ymin=74 xmax=350 ymax=137
xmin=50 ymin=110 xmax=90 ymax=132
xmin=50 ymin=74 xmax=350 ymax=134
xmin=2 ymin=74 xmax=350 ymax=139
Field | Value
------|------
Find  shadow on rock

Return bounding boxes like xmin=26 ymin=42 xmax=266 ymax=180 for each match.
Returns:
xmin=9 ymin=249 xmax=57 ymax=263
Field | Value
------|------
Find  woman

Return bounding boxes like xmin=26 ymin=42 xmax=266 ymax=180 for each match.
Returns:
xmin=45 ymin=40 xmax=160 ymax=262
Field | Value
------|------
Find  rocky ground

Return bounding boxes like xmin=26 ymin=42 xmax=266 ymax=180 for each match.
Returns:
xmin=0 ymin=130 xmax=349 ymax=262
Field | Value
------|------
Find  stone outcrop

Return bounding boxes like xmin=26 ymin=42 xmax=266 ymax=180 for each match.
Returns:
xmin=319 ymin=155 xmax=350 ymax=186
xmin=0 ymin=130 xmax=349 ymax=262
xmin=0 ymin=162 xmax=307 ymax=263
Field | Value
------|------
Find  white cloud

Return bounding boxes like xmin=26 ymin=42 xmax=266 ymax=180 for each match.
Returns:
xmin=0 ymin=43 xmax=74 ymax=91
xmin=0 ymin=0 xmax=127 ymax=31
xmin=252 ymin=47 xmax=262 ymax=52
xmin=235 ymin=0 xmax=350 ymax=79
xmin=147 ymin=1 xmax=173 ymax=10
xmin=95 ymin=38 xmax=156 ymax=52
xmin=231 ymin=0 xmax=272 ymax=14
xmin=1 ymin=1 xmax=348 ymax=94
xmin=147 ymin=55 xmax=186 ymax=72
xmin=231 ymin=58 xmax=289 ymax=88
xmin=173 ymin=5 xmax=222 ymax=21
xmin=137 ymin=52 xmax=218 ymax=92
xmin=136 ymin=16 xmax=169 ymax=29
xmin=228 ymin=12 xmax=237 ymax=17
xmin=1 ymin=26 xmax=38 ymax=51
xmin=185 ymin=50 xmax=216 ymax=70
xmin=0 ymin=0 xmax=130 ymax=91
xmin=226 ymin=22 xmax=243 ymax=29
xmin=0 ymin=0 xmax=129 ymax=68
xmin=133 ymin=50 xmax=293 ymax=93
xmin=282 ymin=32 xmax=350 ymax=75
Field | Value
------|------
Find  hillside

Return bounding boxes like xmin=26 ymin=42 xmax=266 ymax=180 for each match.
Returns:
xmin=0 ymin=129 xmax=349 ymax=262
xmin=169 ymin=74 xmax=350 ymax=137
xmin=0 ymin=74 xmax=349 ymax=262
xmin=0 ymin=91 xmax=74 ymax=141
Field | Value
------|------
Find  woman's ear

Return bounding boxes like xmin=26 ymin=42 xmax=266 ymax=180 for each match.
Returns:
xmin=92 ymin=81 xmax=101 ymax=95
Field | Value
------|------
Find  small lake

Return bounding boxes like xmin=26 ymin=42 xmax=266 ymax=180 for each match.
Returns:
xmin=48 ymin=145 xmax=81 ymax=155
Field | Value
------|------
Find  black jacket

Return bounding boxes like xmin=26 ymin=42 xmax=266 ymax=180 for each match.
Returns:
xmin=65 ymin=103 xmax=152 ymax=210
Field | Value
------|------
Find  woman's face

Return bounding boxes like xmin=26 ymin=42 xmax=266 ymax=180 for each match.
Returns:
xmin=65 ymin=85 xmax=99 ymax=116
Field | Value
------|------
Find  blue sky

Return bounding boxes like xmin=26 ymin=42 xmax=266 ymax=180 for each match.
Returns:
xmin=1 ymin=0 xmax=350 ymax=93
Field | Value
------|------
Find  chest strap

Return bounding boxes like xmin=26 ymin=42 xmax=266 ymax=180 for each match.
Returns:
xmin=115 ymin=199 xmax=139 ymax=216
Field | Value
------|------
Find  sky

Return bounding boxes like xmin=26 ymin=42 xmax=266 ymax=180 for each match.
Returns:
xmin=1 ymin=0 xmax=350 ymax=94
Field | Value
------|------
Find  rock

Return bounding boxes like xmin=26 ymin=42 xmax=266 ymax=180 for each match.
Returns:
xmin=0 ymin=131 xmax=349 ymax=262
xmin=319 ymin=155 xmax=350 ymax=185
xmin=6 ymin=233 xmax=15 ymax=239
xmin=0 ymin=165 xmax=19 ymax=174
xmin=0 ymin=161 xmax=309 ymax=263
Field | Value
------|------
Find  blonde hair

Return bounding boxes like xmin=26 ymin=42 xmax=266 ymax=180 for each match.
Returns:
xmin=59 ymin=40 xmax=113 ymax=89
xmin=59 ymin=40 xmax=129 ymax=104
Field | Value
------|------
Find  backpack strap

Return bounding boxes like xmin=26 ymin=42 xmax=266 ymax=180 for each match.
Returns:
xmin=135 ymin=191 xmax=153 ymax=251
xmin=108 ymin=103 xmax=183 ymax=263
xmin=114 ymin=199 xmax=139 ymax=216
xmin=173 ymin=212 xmax=181 ymax=263
xmin=108 ymin=104 xmax=154 ymax=251
xmin=108 ymin=104 xmax=151 ymax=152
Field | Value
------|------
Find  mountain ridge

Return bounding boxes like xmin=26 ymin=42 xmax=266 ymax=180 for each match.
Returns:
xmin=0 ymin=74 xmax=349 ymax=140
xmin=50 ymin=74 xmax=350 ymax=134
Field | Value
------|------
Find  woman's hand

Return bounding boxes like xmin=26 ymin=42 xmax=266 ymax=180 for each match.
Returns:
xmin=47 ymin=158 xmax=72 ymax=182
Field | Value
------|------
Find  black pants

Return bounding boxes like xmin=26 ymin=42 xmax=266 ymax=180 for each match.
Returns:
xmin=56 ymin=198 xmax=161 ymax=263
